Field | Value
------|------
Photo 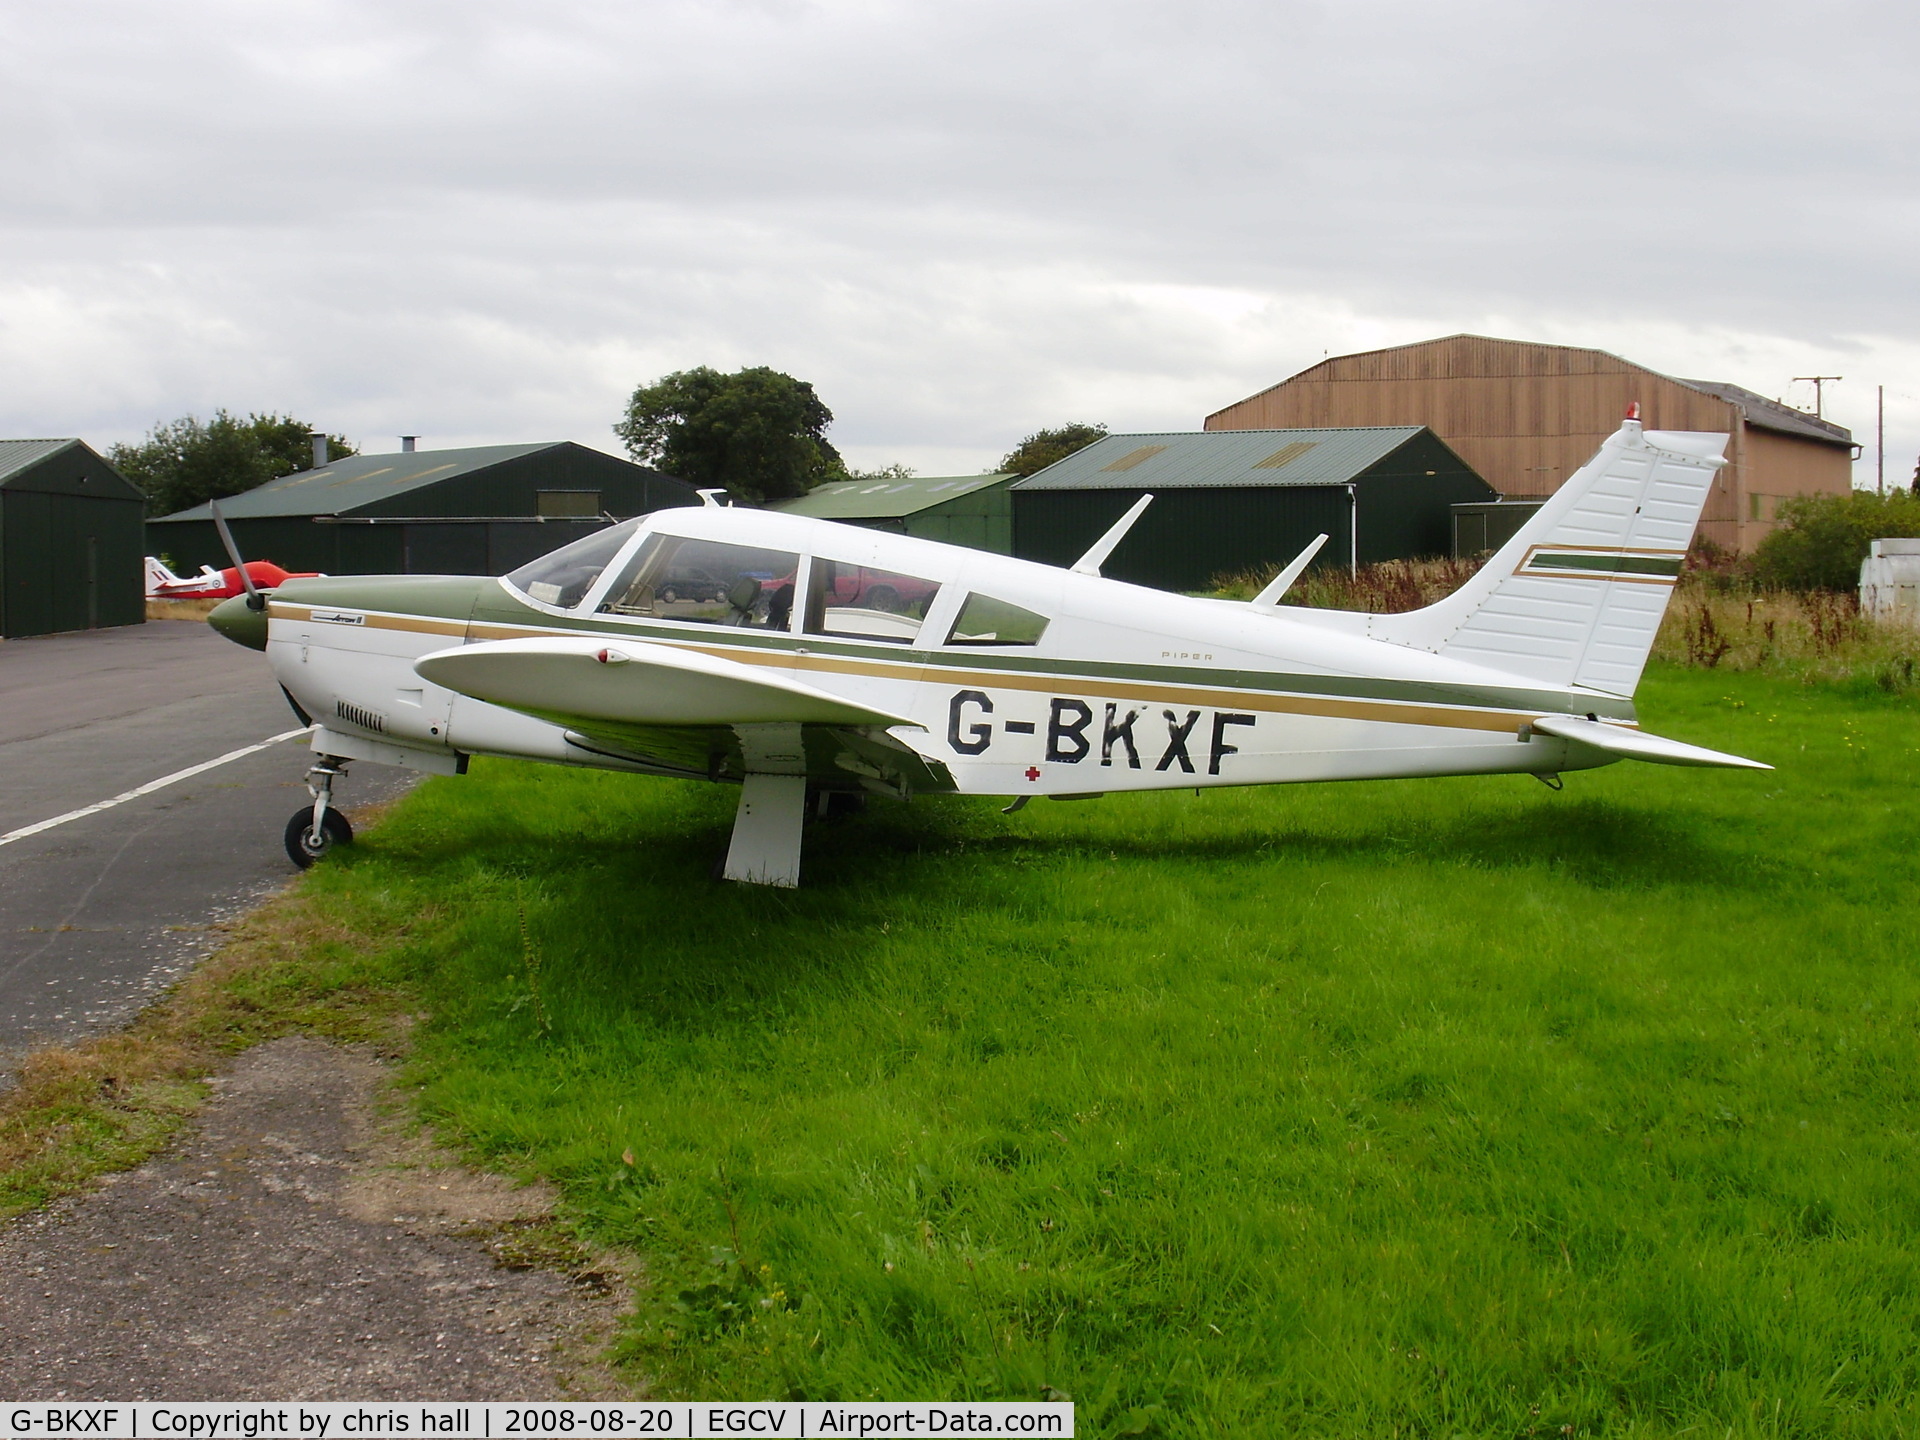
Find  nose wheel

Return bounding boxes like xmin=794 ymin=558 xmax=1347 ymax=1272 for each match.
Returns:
xmin=285 ymin=757 xmax=354 ymax=868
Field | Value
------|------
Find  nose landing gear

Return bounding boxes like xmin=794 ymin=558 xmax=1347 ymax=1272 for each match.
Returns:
xmin=285 ymin=756 xmax=354 ymax=868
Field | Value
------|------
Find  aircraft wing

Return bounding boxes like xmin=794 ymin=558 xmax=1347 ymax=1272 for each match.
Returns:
xmin=415 ymin=636 xmax=951 ymax=794
xmin=417 ymin=636 xmax=915 ymax=728
xmin=1530 ymin=715 xmax=1771 ymax=770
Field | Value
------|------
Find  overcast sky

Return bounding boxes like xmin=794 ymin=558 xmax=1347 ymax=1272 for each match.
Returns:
xmin=2 ymin=0 xmax=1915 ymax=481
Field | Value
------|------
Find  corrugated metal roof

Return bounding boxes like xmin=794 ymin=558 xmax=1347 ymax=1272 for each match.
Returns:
xmin=149 ymin=442 xmax=559 ymax=522
xmin=1214 ymin=335 xmax=1855 ymax=449
xmin=0 ymin=438 xmax=82 ymax=486
xmin=771 ymin=473 xmax=1014 ymax=519
xmin=1678 ymin=380 xmax=1853 ymax=446
xmin=1010 ymin=428 xmax=1427 ymax=491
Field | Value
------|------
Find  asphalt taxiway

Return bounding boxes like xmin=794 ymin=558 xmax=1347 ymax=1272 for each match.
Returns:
xmin=0 ymin=621 xmax=413 ymax=1072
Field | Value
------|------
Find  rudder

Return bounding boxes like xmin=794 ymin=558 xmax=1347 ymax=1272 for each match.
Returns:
xmin=1368 ymin=419 xmax=1728 ymax=697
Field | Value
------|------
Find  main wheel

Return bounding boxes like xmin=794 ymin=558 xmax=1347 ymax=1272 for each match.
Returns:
xmin=285 ymin=806 xmax=353 ymax=868
xmin=810 ymin=788 xmax=868 ymax=821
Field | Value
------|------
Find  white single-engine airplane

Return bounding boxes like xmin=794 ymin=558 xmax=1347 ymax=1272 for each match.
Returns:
xmin=209 ymin=415 xmax=1766 ymax=885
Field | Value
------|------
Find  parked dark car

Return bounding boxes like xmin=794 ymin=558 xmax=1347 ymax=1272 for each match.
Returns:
xmin=657 ymin=568 xmax=732 ymax=605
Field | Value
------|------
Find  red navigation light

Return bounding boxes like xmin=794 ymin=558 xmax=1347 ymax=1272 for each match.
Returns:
xmin=1626 ymin=402 xmax=1641 ymax=421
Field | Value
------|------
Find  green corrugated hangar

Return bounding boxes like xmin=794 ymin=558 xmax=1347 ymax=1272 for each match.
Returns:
xmin=1452 ymin=499 xmax=1545 ymax=559
xmin=148 ymin=442 xmax=697 ymax=578
xmin=770 ymin=473 xmax=1016 ymax=552
xmin=1010 ymin=427 xmax=1497 ymax=591
xmin=1 ymin=439 xmax=146 ymax=638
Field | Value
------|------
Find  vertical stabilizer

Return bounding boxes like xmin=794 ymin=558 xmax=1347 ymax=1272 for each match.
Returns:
xmin=1368 ymin=420 xmax=1727 ymax=697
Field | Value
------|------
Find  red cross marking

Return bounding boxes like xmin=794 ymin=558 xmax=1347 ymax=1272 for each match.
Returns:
xmin=1024 ymin=766 xmax=1041 ymax=782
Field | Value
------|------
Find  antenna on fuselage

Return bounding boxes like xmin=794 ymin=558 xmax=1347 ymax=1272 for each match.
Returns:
xmin=696 ymin=489 xmax=731 ymax=508
xmin=1070 ymin=493 xmax=1154 ymax=576
xmin=209 ymin=499 xmax=265 ymax=613
xmin=1249 ymin=533 xmax=1330 ymax=609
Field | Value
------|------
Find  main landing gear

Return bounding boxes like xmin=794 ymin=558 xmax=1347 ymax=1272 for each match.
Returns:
xmin=708 ymin=782 xmax=874 ymax=886
xmin=285 ymin=756 xmax=354 ymax=868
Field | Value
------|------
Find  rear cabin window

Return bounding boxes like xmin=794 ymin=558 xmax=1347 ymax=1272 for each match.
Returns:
xmin=597 ymin=535 xmax=800 ymax=630
xmin=503 ymin=520 xmax=640 ymax=609
xmin=946 ymin=593 xmax=1049 ymax=647
xmin=804 ymin=560 xmax=940 ymax=644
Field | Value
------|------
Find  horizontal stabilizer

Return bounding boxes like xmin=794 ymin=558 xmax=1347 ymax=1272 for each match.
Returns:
xmin=1530 ymin=714 xmax=1770 ymax=770
xmin=416 ymin=637 xmax=915 ymax=729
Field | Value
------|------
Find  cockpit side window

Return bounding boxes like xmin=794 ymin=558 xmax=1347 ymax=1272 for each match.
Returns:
xmin=503 ymin=519 xmax=641 ymax=609
xmin=803 ymin=560 xmax=940 ymax=644
xmin=945 ymin=593 xmax=1050 ymax=647
xmin=597 ymin=535 xmax=800 ymax=630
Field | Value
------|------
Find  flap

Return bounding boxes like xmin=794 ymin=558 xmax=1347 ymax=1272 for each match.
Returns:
xmin=1530 ymin=714 xmax=1771 ymax=770
xmin=559 ymin=719 xmax=956 ymax=795
xmin=416 ymin=636 xmax=916 ymax=729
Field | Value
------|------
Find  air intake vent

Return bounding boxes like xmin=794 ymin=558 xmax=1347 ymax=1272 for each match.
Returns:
xmin=335 ymin=699 xmax=386 ymax=733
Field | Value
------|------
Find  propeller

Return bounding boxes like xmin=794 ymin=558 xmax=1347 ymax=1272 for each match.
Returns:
xmin=208 ymin=499 xmax=265 ymax=612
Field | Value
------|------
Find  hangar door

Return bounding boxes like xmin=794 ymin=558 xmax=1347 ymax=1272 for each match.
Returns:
xmin=2 ymin=491 xmax=146 ymax=637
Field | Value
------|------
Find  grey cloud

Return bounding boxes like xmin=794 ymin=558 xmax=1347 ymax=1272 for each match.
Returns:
xmin=0 ymin=0 xmax=1915 ymax=467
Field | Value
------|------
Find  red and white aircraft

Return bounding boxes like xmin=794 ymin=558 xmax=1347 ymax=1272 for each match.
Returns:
xmin=146 ymin=555 xmax=319 ymax=600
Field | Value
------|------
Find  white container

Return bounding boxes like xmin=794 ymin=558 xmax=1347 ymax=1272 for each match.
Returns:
xmin=1860 ymin=538 xmax=1920 ymax=627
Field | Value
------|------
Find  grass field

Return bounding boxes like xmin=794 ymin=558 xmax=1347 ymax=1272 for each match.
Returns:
xmin=220 ymin=662 xmax=1914 ymax=1436
xmin=6 ymin=661 xmax=1916 ymax=1434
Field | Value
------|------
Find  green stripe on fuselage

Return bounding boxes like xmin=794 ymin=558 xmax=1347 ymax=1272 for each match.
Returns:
xmin=1528 ymin=552 xmax=1683 ymax=577
xmin=269 ymin=573 xmax=1640 ymax=723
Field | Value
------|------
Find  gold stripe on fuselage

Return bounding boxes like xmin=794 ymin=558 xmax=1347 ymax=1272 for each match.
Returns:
xmin=269 ymin=602 xmax=1559 ymax=738
xmin=774 ymin=648 xmax=1530 ymax=735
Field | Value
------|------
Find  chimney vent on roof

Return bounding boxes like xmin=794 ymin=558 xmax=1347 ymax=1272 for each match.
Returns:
xmin=309 ymin=432 xmax=328 ymax=469
xmin=401 ymin=436 xmax=418 ymax=453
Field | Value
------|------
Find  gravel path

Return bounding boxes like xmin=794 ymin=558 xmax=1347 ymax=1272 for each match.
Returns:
xmin=0 ymin=1037 xmax=630 ymax=1399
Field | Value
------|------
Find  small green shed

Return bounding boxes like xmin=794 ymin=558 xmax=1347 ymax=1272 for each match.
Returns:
xmin=1 ymin=439 xmax=146 ymax=638
xmin=770 ymin=473 xmax=1015 ymax=553
xmin=147 ymin=441 xmax=697 ymax=578
xmin=1452 ymin=499 xmax=1545 ymax=559
xmin=1010 ymin=427 xmax=1496 ymax=592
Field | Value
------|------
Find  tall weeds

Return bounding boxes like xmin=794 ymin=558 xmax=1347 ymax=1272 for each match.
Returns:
xmin=1207 ymin=554 xmax=1920 ymax=687
xmin=1649 ymin=586 xmax=1920 ymax=688
xmin=1208 ymin=556 xmax=1483 ymax=613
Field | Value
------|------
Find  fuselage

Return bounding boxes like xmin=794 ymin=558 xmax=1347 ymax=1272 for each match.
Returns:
xmin=224 ymin=505 xmax=1629 ymax=795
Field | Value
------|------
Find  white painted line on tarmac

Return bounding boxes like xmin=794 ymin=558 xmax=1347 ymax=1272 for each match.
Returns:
xmin=0 ymin=726 xmax=314 ymax=849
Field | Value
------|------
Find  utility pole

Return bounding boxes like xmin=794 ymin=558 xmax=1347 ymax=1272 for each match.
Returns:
xmin=1793 ymin=375 xmax=1842 ymax=419
xmin=1878 ymin=384 xmax=1886 ymax=496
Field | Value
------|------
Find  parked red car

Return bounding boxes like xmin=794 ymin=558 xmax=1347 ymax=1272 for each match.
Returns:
xmin=823 ymin=566 xmax=938 ymax=615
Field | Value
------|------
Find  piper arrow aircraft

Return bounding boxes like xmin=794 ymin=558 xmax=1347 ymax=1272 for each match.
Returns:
xmin=209 ymin=414 xmax=1767 ymax=886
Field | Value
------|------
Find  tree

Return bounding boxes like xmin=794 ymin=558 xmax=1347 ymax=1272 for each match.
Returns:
xmin=1752 ymin=488 xmax=1920 ymax=591
xmin=842 ymin=463 xmax=915 ymax=483
xmin=998 ymin=423 xmax=1108 ymax=478
xmin=111 ymin=411 xmax=355 ymax=518
xmin=614 ymin=366 xmax=841 ymax=504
